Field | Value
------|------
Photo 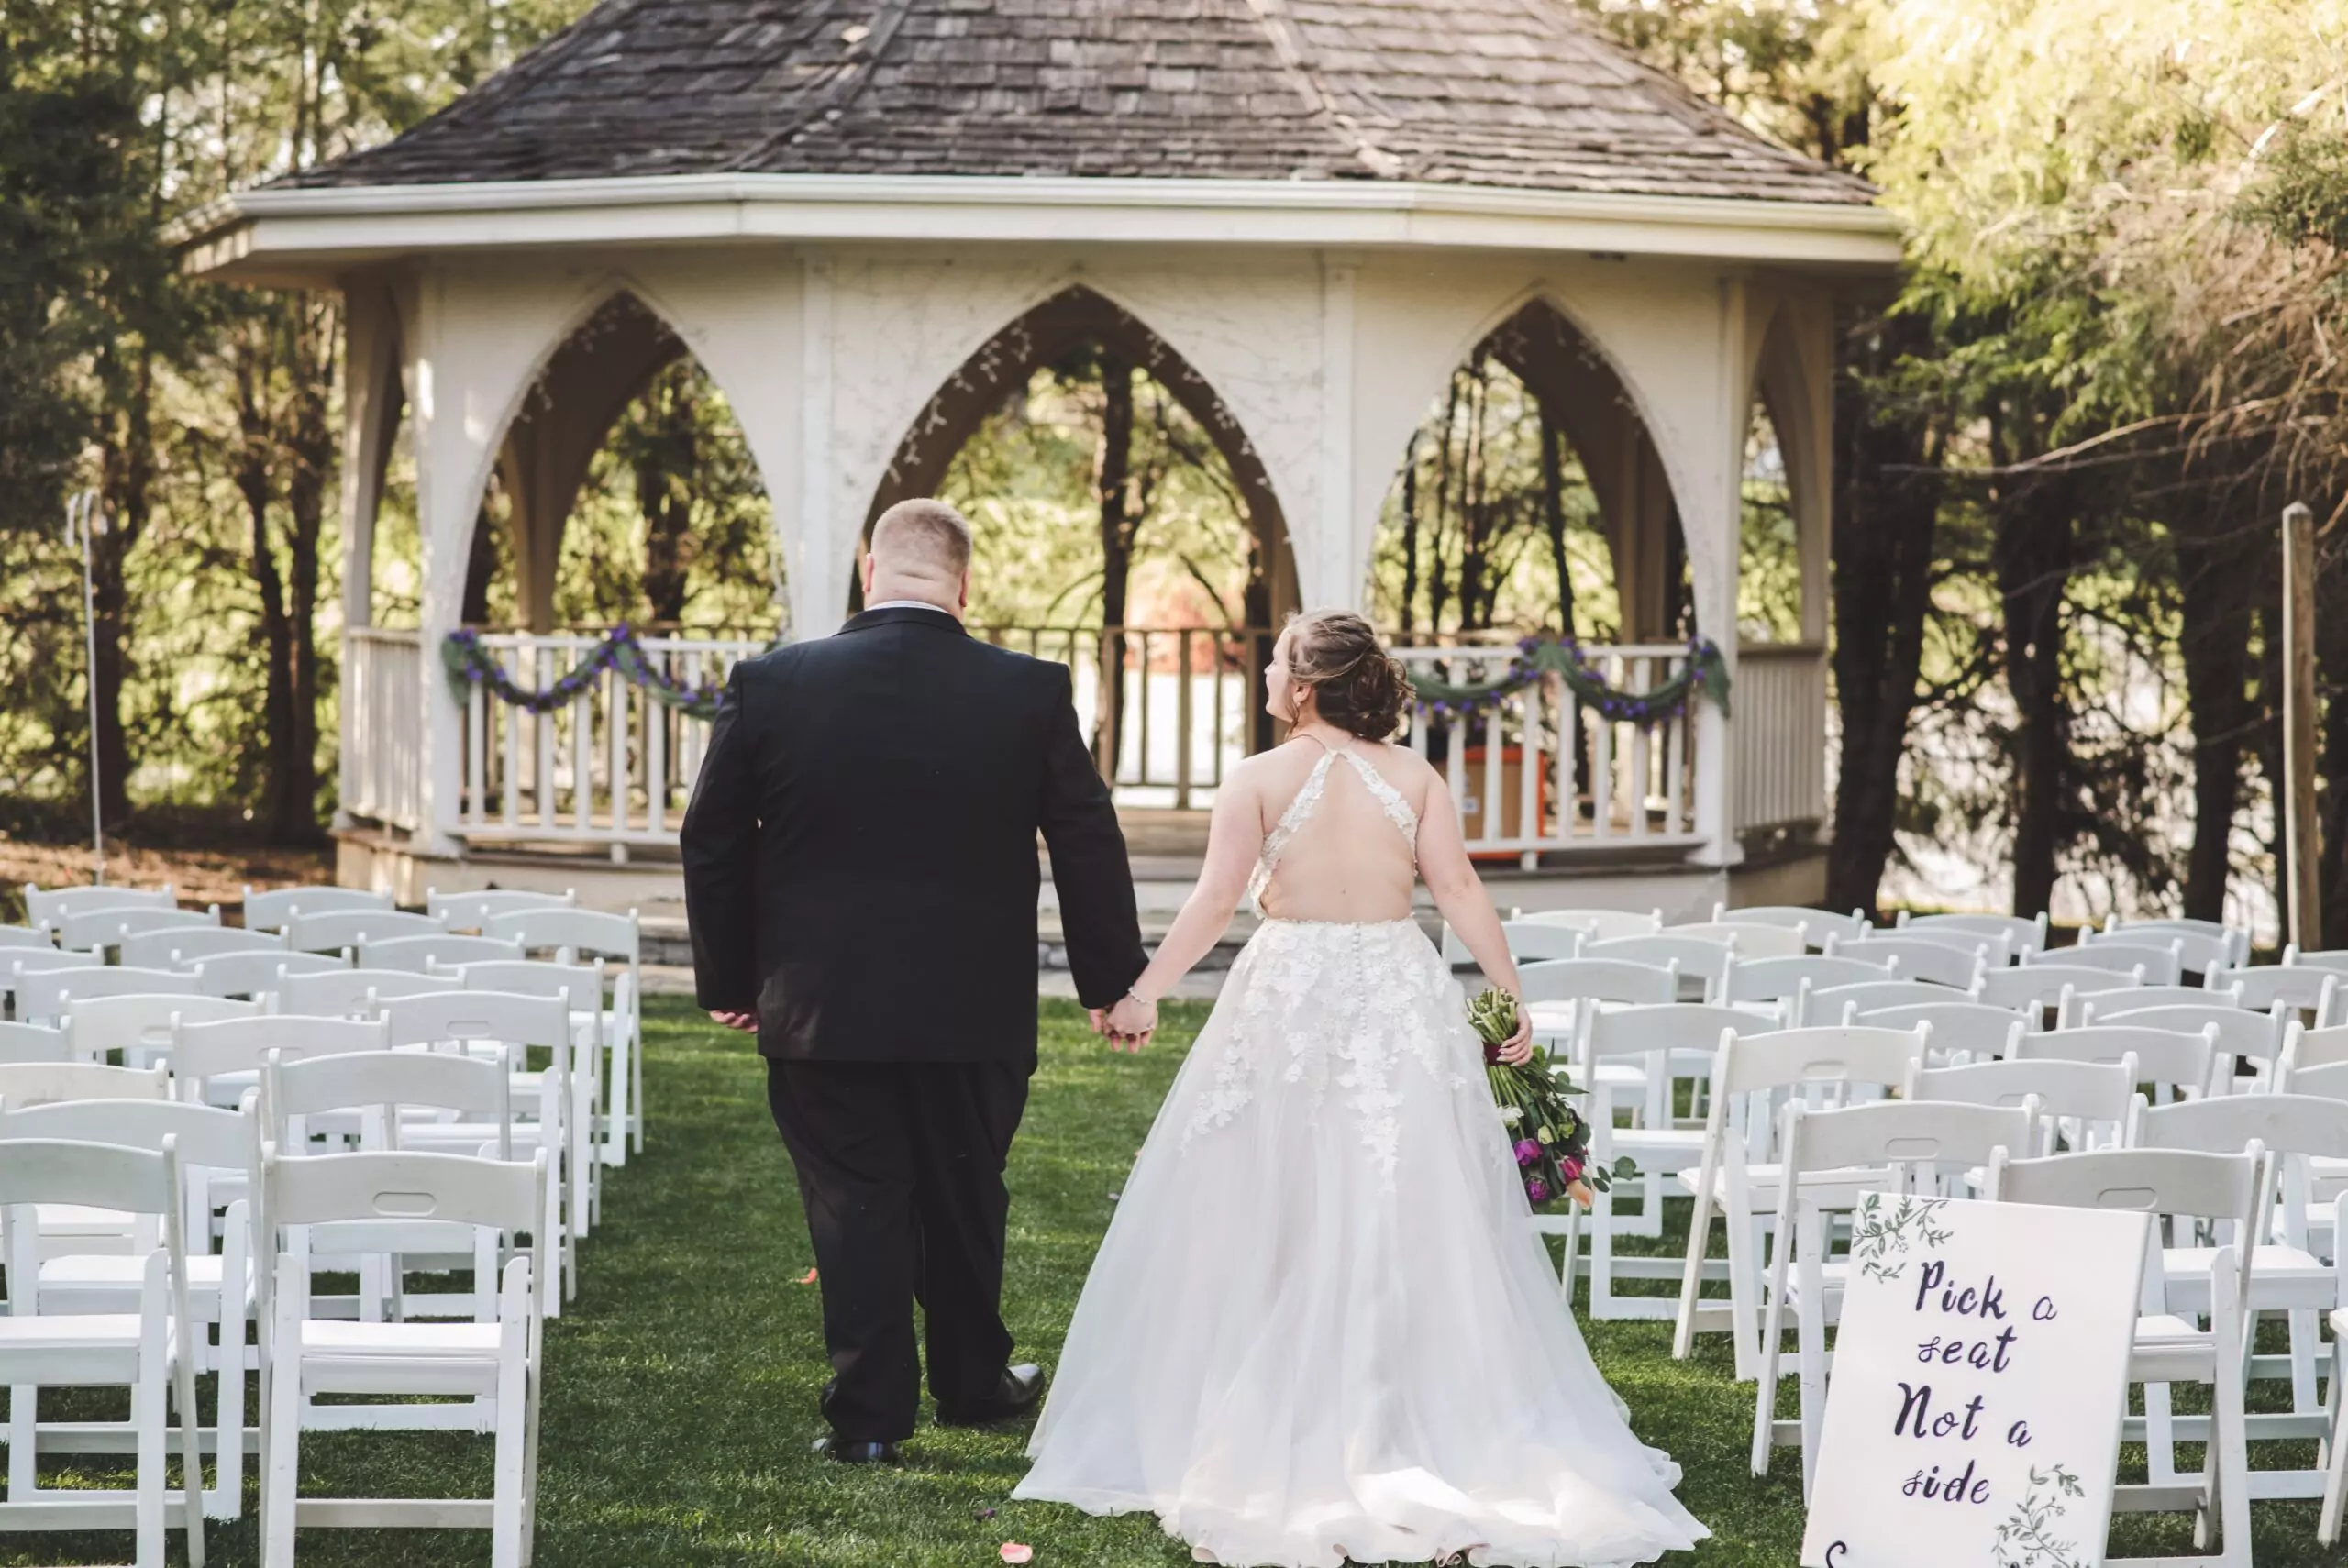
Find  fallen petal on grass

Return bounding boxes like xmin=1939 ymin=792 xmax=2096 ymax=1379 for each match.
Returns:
xmin=1000 ymin=1544 xmax=1034 ymax=1563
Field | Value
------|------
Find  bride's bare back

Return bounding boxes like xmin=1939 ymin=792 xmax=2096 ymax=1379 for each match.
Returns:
xmin=1248 ymin=736 xmax=1423 ymax=925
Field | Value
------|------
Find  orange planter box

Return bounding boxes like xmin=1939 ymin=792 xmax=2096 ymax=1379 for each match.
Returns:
xmin=1457 ymin=745 xmax=1551 ymax=858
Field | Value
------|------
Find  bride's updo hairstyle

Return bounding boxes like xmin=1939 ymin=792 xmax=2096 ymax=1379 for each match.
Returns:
xmin=1284 ymin=611 xmax=1414 ymax=742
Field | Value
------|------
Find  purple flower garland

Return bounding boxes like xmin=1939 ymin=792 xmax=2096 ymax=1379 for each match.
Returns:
xmin=440 ymin=625 xmax=745 ymax=721
xmin=1412 ymin=634 xmax=1731 ymax=726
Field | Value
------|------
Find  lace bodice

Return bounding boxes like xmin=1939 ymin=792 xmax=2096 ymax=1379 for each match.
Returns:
xmin=1245 ymin=740 xmax=1421 ymax=919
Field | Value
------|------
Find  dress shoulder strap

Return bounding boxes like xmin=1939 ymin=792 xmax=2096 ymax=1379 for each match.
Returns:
xmin=1335 ymin=748 xmax=1422 ymax=851
xmin=1246 ymin=745 xmax=1341 ymax=915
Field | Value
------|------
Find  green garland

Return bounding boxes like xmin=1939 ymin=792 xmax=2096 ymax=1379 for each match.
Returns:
xmin=1412 ymin=635 xmax=1731 ymax=725
xmin=441 ymin=625 xmax=771 ymax=722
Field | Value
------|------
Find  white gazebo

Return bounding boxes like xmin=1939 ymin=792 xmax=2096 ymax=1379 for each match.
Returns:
xmin=183 ymin=0 xmax=1899 ymax=916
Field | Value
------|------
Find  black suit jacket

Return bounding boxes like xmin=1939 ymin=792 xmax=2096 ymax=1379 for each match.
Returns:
xmin=680 ymin=606 xmax=1147 ymax=1062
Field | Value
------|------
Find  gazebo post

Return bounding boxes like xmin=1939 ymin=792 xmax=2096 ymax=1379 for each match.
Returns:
xmin=336 ymin=280 xmax=401 ymax=836
xmin=1684 ymin=276 xmax=1757 ymax=871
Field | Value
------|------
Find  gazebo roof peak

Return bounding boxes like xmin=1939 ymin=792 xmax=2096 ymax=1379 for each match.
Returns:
xmin=282 ymin=0 xmax=1875 ymax=207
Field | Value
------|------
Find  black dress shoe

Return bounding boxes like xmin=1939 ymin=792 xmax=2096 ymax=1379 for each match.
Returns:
xmin=937 ymin=1363 xmax=1046 ymax=1427
xmin=814 ymin=1437 xmax=903 ymax=1465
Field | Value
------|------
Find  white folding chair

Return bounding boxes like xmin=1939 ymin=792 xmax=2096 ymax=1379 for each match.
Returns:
xmin=117 ymin=925 xmax=284 ymax=970
xmin=2085 ymin=982 xmax=2244 ymax=1014
xmin=1723 ymin=954 xmax=1893 ymax=1009
xmin=2132 ymin=1093 xmax=2348 ymax=1500
xmin=1495 ymin=921 xmax=1586 ymax=963
xmin=1866 ymin=923 xmax=2012 ymax=967
xmin=2287 ymin=945 xmax=2348 ymax=976
xmin=1518 ymin=957 xmax=1679 ymax=1048
xmin=22 ymin=882 xmax=176 ymax=930
xmin=1671 ymin=920 xmax=1808 ymax=959
xmin=427 ymin=888 xmax=574 ymax=933
xmin=1670 ymin=1023 xmax=1932 ymax=1377
xmin=283 ymin=908 xmax=445 ymax=955
xmin=16 ymin=966 xmax=202 ymax=1029
xmin=276 ymin=967 xmax=460 ymax=1017
xmin=2011 ymin=1023 xmax=2220 ymax=1103
xmin=240 ymin=884 xmax=392 ymax=933
xmin=1896 ymin=910 xmax=2047 ymax=958
xmin=485 ymin=907 xmax=646 ymax=1158
xmin=4 ymin=949 xmax=103 ymax=1017
xmin=1565 ymin=1001 xmax=1773 ymax=1320
xmin=1854 ymin=999 xmax=2030 ymax=1064
xmin=1802 ymin=978 xmax=1960 ymax=1030
xmin=2208 ymin=962 xmax=2343 ymax=1028
xmin=260 ymin=1149 xmax=547 ymax=1568
xmin=1829 ymin=933 xmax=1986 ymax=989
xmin=2056 ymin=938 xmax=2186 ymax=988
xmin=0 ymin=926 xmax=56 ymax=951
xmin=170 ymin=1013 xmax=392 ymax=1110
xmin=1584 ymin=935 xmax=1734 ymax=1003
xmin=1973 ymin=960 xmax=2143 ymax=1025
xmin=2280 ymin=1023 xmax=2348 ymax=1254
xmin=1987 ymin=1146 xmax=2262 ymax=1568
xmin=0 ymin=1021 xmax=68 ymax=1065
xmin=447 ymin=960 xmax=608 ymax=1223
xmin=2086 ymin=924 xmax=2230 ymax=977
xmin=1908 ymin=1055 xmax=2137 ymax=1155
xmin=378 ymin=990 xmax=579 ymax=1307
xmin=2113 ymin=915 xmax=2250 ymax=970
xmin=62 ymin=993 xmax=260 ymax=1071
xmin=5 ymin=1099 xmax=263 ymax=1521
xmin=1512 ymin=906 xmax=1662 ymax=942
xmin=0 ymin=1136 xmax=204 ymax=1567
xmin=56 ymin=904 xmax=221 ymax=956
xmin=186 ymin=948 xmax=349 ymax=1003
xmin=0 ymin=1059 xmax=169 ymax=1110
xmin=1714 ymin=903 xmax=1868 ymax=947
xmin=1751 ymin=1097 xmax=2039 ymax=1494
xmin=361 ymin=933 xmax=525 ymax=975
xmin=2085 ymin=1000 xmax=2290 ymax=1093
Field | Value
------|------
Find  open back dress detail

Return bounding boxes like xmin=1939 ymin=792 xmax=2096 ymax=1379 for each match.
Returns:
xmin=1013 ymin=740 xmax=1708 ymax=1567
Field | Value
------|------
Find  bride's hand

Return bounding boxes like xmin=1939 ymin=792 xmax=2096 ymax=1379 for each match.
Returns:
xmin=1495 ymin=997 xmax=1534 ymax=1066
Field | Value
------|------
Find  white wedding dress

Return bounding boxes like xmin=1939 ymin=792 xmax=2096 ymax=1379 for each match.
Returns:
xmin=1014 ymin=740 xmax=1707 ymax=1568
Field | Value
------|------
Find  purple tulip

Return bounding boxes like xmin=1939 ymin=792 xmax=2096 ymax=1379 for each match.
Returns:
xmin=1513 ymin=1138 xmax=1543 ymax=1167
xmin=1524 ymin=1177 xmax=1550 ymax=1204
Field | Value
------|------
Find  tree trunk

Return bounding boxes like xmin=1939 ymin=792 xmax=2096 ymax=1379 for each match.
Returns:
xmin=1825 ymin=311 xmax=1942 ymax=919
xmin=1997 ymin=469 xmax=2074 ymax=919
xmin=1399 ymin=436 xmax=1420 ymax=637
xmin=233 ymin=337 xmax=302 ymax=841
xmin=2175 ymin=502 xmax=2255 ymax=922
xmin=638 ymin=363 xmax=699 ymax=624
xmin=90 ymin=342 xmax=155 ymax=827
xmin=274 ymin=302 xmax=333 ymax=843
xmin=1094 ymin=351 xmax=1136 ymax=778
xmin=1539 ymin=406 xmax=1578 ymax=639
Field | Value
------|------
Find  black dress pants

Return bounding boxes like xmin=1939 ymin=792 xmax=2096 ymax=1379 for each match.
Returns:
xmin=765 ymin=1055 xmax=1032 ymax=1442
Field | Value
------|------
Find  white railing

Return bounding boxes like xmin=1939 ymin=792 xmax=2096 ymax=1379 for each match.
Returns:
xmin=1390 ymin=642 xmax=1701 ymax=867
xmin=342 ymin=627 xmax=426 ymax=832
xmin=1731 ymin=643 xmax=1830 ymax=835
xmin=456 ymin=631 xmax=767 ymax=854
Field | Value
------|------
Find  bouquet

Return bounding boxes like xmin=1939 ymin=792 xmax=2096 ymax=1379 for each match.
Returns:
xmin=1467 ymin=988 xmax=1635 ymax=1210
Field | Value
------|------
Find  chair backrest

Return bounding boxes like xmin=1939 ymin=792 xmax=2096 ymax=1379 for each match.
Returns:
xmin=1855 ymin=1000 xmax=2029 ymax=1061
xmin=1809 ymin=978 xmax=1967 ymax=1028
xmin=428 ymin=887 xmax=575 ymax=932
xmin=1719 ymin=1024 xmax=1933 ymax=1099
xmin=1988 ymin=1146 xmax=2260 ymax=1242
xmin=2055 ymin=938 xmax=2183 ymax=987
xmin=482 ymin=906 xmax=643 ymax=963
xmin=0 ymin=925 xmax=55 ymax=951
xmin=1724 ymin=954 xmax=1892 ymax=1004
xmin=1716 ymin=903 xmax=1869 ymax=946
xmin=284 ymin=906 xmax=446 ymax=953
xmin=264 ymin=1048 xmax=513 ymax=1148
xmin=1972 ymin=963 xmax=2142 ymax=1012
xmin=2010 ymin=1024 xmax=2217 ymax=1096
xmin=1669 ymin=920 xmax=1808 ymax=959
xmin=2079 ymin=983 xmax=2242 ymax=1013
xmin=380 ymin=988 xmax=571 ymax=1051
xmin=360 ymin=933 xmax=526 ymax=974
xmin=263 ymin=1147 xmax=544 ymax=1235
xmin=170 ymin=1013 xmax=392 ymax=1095
xmin=185 ymin=947 xmax=349 ymax=999
xmin=5 ymin=949 xmax=103 ymax=982
xmin=1498 ymin=920 xmax=1585 ymax=963
xmin=1897 ymin=911 xmax=2048 ymax=957
xmin=22 ymin=882 xmax=175 ymax=928
xmin=0 ymin=1021 xmax=68 ymax=1065
xmin=2081 ymin=1001 xmax=2288 ymax=1069
xmin=1509 ymin=906 xmax=1662 ymax=942
xmin=1871 ymin=925 xmax=2012 ymax=967
xmin=0 ymin=1097 xmax=260 ymax=1182
xmin=117 ymin=923 xmax=286 ymax=969
xmin=276 ymin=966 xmax=460 ymax=1016
xmin=0 ymin=1135 xmax=177 ymax=1217
xmin=2111 ymin=915 xmax=2249 ymax=968
xmin=2207 ymin=963 xmax=2341 ymax=1025
xmin=1517 ymin=956 xmax=1678 ymax=1007
xmin=63 ymin=993 xmax=260 ymax=1061
xmin=2085 ymin=924 xmax=2228 ymax=975
xmin=1908 ymin=1056 xmax=2136 ymax=1152
xmin=2279 ymin=1021 xmax=2348 ymax=1080
xmin=56 ymin=902 xmax=218 ymax=953
xmin=0 ymin=1059 xmax=170 ymax=1108
xmin=1579 ymin=1001 xmax=1775 ymax=1062
xmin=17 ymin=964 xmax=203 ymax=1023
xmin=444 ymin=958 xmax=601 ymax=1009
xmin=1583 ymin=935 xmax=1734 ymax=997
xmin=2134 ymin=1092 xmax=2348 ymax=1163
xmin=2285 ymin=946 xmax=2348 ymax=976
xmin=1781 ymin=1098 xmax=2038 ymax=1187
xmin=241 ymin=884 xmax=393 ymax=932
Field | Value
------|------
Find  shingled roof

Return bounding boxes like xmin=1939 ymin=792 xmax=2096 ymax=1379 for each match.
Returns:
xmin=282 ymin=0 xmax=1873 ymax=204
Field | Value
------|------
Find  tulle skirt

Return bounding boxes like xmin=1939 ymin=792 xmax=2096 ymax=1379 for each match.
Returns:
xmin=1013 ymin=918 xmax=1708 ymax=1567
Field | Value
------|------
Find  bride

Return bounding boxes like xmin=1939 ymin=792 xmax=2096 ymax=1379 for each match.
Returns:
xmin=1013 ymin=611 xmax=1708 ymax=1567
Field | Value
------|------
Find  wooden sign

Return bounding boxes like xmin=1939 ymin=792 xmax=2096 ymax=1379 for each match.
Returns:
xmin=1800 ymin=1194 xmax=2150 ymax=1568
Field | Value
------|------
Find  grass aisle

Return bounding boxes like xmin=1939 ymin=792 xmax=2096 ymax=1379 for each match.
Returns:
xmin=9 ymin=997 xmax=2330 ymax=1564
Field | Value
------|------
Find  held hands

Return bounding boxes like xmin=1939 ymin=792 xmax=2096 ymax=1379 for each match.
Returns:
xmin=709 ymin=1009 xmax=758 ymax=1034
xmin=1494 ymin=993 xmax=1534 ymax=1066
xmin=1090 ymin=992 xmax=1158 ymax=1054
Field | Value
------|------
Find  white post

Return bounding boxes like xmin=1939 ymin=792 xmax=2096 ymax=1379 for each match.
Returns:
xmin=411 ymin=269 xmax=469 ymax=857
xmin=794 ymin=254 xmax=846 ymax=636
xmin=1688 ymin=275 xmax=1751 ymax=869
xmin=65 ymin=491 xmax=106 ymax=884
xmin=1316 ymin=255 xmax=1359 ymax=613
xmin=338 ymin=283 xmax=400 ymax=834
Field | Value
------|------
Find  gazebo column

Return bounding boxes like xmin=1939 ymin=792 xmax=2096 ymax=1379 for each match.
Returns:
xmin=793 ymin=255 xmax=852 ymax=635
xmin=1312 ymin=257 xmax=1363 ymax=613
xmin=1680 ymin=276 xmax=1758 ymax=869
xmin=336 ymin=277 xmax=403 ymax=834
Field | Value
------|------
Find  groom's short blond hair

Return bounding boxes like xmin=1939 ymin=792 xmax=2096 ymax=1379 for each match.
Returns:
xmin=869 ymin=498 xmax=974 ymax=577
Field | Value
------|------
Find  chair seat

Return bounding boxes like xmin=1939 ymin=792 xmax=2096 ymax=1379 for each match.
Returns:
xmin=34 ymin=1202 xmax=134 ymax=1233
xmin=0 ymin=1312 xmax=145 ymax=1351
xmin=299 ymin=1318 xmax=505 ymax=1393
xmin=2162 ymin=1245 xmax=2336 ymax=1310
xmin=40 ymin=1253 xmax=239 ymax=1309
xmin=302 ymin=1320 xmax=500 ymax=1356
xmin=1674 ymin=1164 xmax=1888 ymax=1202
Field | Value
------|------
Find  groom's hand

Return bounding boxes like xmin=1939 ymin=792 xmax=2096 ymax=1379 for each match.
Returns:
xmin=709 ymin=1009 xmax=758 ymax=1034
xmin=1104 ymin=993 xmax=1157 ymax=1053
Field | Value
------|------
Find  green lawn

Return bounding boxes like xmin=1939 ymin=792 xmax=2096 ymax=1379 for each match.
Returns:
xmin=8 ymin=997 xmax=2334 ymax=1564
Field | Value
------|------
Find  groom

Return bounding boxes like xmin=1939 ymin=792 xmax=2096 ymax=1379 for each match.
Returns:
xmin=681 ymin=498 xmax=1154 ymax=1463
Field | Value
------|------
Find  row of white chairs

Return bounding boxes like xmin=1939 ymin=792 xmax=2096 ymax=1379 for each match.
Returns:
xmin=0 ymin=1043 xmax=559 ymax=1564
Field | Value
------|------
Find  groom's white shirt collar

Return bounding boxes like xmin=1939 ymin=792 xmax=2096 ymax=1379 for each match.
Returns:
xmin=865 ymin=600 xmax=959 ymax=619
